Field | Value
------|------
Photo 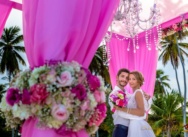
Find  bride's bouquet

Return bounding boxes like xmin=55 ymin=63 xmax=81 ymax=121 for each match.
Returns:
xmin=109 ymin=90 xmax=128 ymax=112
xmin=0 ymin=61 xmax=107 ymax=135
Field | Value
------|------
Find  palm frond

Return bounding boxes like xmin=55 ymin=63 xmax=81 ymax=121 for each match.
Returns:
xmin=13 ymin=46 xmax=25 ymax=52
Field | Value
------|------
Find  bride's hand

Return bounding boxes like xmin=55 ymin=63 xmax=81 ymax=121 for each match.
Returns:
xmin=114 ymin=105 xmax=126 ymax=111
xmin=113 ymin=105 xmax=120 ymax=110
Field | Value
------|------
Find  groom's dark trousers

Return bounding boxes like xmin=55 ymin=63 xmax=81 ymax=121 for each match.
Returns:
xmin=112 ymin=124 xmax=128 ymax=137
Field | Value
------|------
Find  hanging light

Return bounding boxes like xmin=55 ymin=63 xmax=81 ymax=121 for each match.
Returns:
xmin=113 ymin=0 xmax=160 ymax=38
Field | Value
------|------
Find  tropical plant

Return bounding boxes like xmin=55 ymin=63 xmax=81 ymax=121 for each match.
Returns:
xmin=149 ymin=91 xmax=185 ymax=137
xmin=89 ymin=45 xmax=111 ymax=87
xmin=0 ymin=84 xmax=6 ymax=100
xmin=154 ymin=69 xmax=171 ymax=95
xmin=99 ymin=89 xmax=114 ymax=137
xmin=159 ymin=33 xmax=188 ymax=96
xmin=0 ymin=26 xmax=26 ymax=81
xmin=159 ymin=30 xmax=188 ymax=137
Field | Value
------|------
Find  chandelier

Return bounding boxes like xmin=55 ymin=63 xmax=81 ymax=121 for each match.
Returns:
xmin=102 ymin=0 xmax=162 ymax=66
xmin=113 ymin=0 xmax=160 ymax=38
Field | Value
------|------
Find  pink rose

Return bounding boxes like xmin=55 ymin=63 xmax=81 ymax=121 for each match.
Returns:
xmin=51 ymin=104 xmax=69 ymax=122
xmin=89 ymin=103 xmax=107 ymax=126
xmin=115 ymin=99 xmax=124 ymax=107
xmin=80 ymin=100 xmax=90 ymax=110
xmin=93 ymin=90 xmax=106 ymax=103
xmin=57 ymin=71 xmax=73 ymax=87
xmin=87 ymin=75 xmax=100 ymax=91
xmin=78 ymin=69 xmax=87 ymax=84
xmin=30 ymin=84 xmax=49 ymax=104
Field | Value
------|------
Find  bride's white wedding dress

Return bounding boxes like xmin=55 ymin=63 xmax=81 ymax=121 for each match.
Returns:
xmin=127 ymin=89 xmax=155 ymax=137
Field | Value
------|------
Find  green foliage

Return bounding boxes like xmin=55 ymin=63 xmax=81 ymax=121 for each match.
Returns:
xmin=149 ymin=91 xmax=185 ymax=137
xmin=99 ymin=89 xmax=114 ymax=137
xmin=0 ymin=113 xmax=11 ymax=137
xmin=154 ymin=69 xmax=171 ymax=95
xmin=159 ymin=33 xmax=188 ymax=69
xmin=89 ymin=45 xmax=111 ymax=88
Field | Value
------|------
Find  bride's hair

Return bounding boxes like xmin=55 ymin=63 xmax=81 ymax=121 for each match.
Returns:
xmin=129 ymin=71 xmax=144 ymax=86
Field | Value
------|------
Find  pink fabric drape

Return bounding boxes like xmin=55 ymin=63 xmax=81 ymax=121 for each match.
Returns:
xmin=0 ymin=0 xmax=13 ymax=37
xmin=21 ymin=0 xmax=119 ymax=137
xmin=23 ymin=0 xmax=119 ymax=69
xmin=108 ymin=29 xmax=158 ymax=96
xmin=22 ymin=118 xmax=88 ymax=137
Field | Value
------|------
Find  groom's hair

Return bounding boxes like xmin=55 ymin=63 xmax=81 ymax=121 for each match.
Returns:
xmin=117 ymin=68 xmax=130 ymax=76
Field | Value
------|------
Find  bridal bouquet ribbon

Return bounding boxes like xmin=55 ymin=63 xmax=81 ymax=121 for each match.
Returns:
xmin=109 ymin=90 xmax=128 ymax=112
xmin=0 ymin=61 xmax=107 ymax=135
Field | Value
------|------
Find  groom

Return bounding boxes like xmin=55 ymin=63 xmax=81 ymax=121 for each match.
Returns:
xmin=109 ymin=68 xmax=151 ymax=137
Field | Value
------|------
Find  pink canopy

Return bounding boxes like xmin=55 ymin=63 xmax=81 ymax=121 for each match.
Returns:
xmin=22 ymin=0 xmax=118 ymax=69
xmin=0 ymin=0 xmax=187 ymax=136
xmin=0 ymin=0 xmax=21 ymax=36
xmin=20 ymin=0 xmax=119 ymax=137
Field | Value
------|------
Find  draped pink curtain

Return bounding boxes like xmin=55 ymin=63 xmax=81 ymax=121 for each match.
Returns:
xmin=0 ymin=0 xmax=13 ymax=37
xmin=21 ymin=0 xmax=119 ymax=137
xmin=108 ymin=29 xmax=158 ymax=96
xmin=23 ymin=0 xmax=119 ymax=69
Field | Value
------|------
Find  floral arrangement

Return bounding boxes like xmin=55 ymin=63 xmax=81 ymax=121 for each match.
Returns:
xmin=162 ymin=19 xmax=188 ymax=38
xmin=109 ymin=90 xmax=127 ymax=113
xmin=0 ymin=61 xmax=107 ymax=135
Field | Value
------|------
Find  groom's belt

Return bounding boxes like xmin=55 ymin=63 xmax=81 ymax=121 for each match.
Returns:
xmin=115 ymin=124 xmax=128 ymax=130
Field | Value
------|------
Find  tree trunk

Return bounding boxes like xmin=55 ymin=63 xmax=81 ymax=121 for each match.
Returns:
xmin=170 ymin=53 xmax=181 ymax=96
xmin=167 ymin=124 xmax=171 ymax=137
xmin=176 ymin=41 xmax=187 ymax=137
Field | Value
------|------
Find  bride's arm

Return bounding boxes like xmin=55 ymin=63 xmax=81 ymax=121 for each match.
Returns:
xmin=114 ymin=91 xmax=145 ymax=116
xmin=115 ymin=110 xmax=146 ymax=120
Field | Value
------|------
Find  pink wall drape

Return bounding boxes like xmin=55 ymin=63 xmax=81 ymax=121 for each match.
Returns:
xmin=108 ymin=30 xmax=158 ymax=96
xmin=21 ymin=0 xmax=119 ymax=137
xmin=22 ymin=0 xmax=119 ymax=69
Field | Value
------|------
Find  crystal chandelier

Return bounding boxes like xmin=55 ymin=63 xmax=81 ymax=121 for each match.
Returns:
xmin=113 ymin=0 xmax=160 ymax=38
xmin=102 ymin=0 xmax=162 ymax=66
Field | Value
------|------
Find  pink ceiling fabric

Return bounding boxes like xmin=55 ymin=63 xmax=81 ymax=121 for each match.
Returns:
xmin=112 ymin=0 xmax=188 ymax=37
xmin=22 ymin=0 xmax=119 ymax=69
xmin=0 ymin=0 xmax=13 ymax=37
xmin=108 ymin=30 xmax=158 ymax=96
xmin=21 ymin=0 xmax=119 ymax=137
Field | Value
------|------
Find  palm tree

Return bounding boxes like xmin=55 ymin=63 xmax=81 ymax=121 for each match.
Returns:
xmin=159 ymin=33 xmax=188 ymax=96
xmin=159 ymin=31 xmax=188 ymax=137
xmin=154 ymin=69 xmax=171 ymax=95
xmin=0 ymin=26 xmax=26 ymax=82
xmin=149 ymin=91 xmax=185 ymax=137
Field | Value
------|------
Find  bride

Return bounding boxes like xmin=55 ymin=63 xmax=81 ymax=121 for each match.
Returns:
xmin=114 ymin=71 xmax=155 ymax=137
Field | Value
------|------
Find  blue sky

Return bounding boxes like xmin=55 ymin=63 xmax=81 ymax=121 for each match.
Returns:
xmin=1 ymin=9 xmax=188 ymax=98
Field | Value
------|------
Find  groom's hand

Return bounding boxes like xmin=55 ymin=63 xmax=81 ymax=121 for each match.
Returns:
xmin=143 ymin=92 xmax=150 ymax=101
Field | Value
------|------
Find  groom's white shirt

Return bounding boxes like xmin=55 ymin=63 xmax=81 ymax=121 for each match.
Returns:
xmin=109 ymin=86 xmax=150 ymax=125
